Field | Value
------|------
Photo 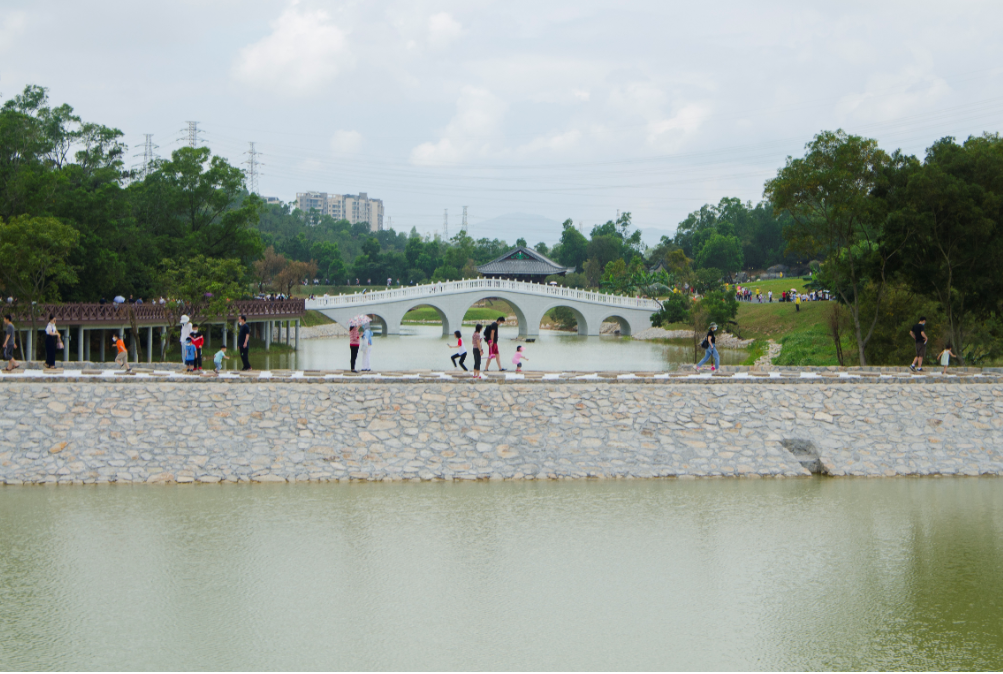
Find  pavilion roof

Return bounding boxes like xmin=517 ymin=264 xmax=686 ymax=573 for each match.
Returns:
xmin=476 ymin=246 xmax=575 ymax=276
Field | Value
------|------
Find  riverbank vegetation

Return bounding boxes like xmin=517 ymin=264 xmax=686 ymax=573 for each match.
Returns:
xmin=2 ymin=84 xmax=1002 ymax=366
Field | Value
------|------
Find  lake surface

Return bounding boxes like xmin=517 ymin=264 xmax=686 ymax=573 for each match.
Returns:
xmin=243 ymin=325 xmax=747 ymax=372
xmin=2 ymin=479 xmax=1001 ymax=670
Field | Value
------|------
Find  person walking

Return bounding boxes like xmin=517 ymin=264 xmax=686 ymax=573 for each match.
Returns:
xmin=795 ymin=294 xmax=801 ymax=312
xmin=483 ymin=316 xmax=506 ymax=371
xmin=3 ymin=315 xmax=18 ymax=371
xmin=237 ymin=315 xmax=252 ymax=371
xmin=694 ymin=323 xmax=720 ymax=372
xmin=44 ymin=314 xmax=60 ymax=368
xmin=111 ymin=333 xmax=132 ymax=373
xmin=909 ymin=317 xmax=928 ymax=372
xmin=360 ymin=320 xmax=373 ymax=371
xmin=511 ymin=345 xmax=528 ymax=372
xmin=768 ymin=290 xmax=773 ymax=303
xmin=471 ymin=324 xmax=484 ymax=378
xmin=449 ymin=330 xmax=468 ymax=371
xmin=938 ymin=343 xmax=956 ymax=375
xmin=349 ymin=321 xmax=360 ymax=372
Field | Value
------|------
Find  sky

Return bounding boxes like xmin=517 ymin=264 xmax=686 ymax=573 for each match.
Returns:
xmin=2 ymin=0 xmax=1003 ymax=244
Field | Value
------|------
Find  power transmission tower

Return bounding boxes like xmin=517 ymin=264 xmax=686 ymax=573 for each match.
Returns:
xmin=181 ymin=121 xmax=202 ymax=148
xmin=243 ymin=142 xmax=263 ymax=194
xmin=133 ymin=133 xmax=159 ymax=179
xmin=443 ymin=209 xmax=449 ymax=239
xmin=461 ymin=206 xmax=468 ymax=232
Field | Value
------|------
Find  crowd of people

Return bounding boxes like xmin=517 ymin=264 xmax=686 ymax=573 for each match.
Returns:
xmin=734 ymin=286 xmax=831 ymax=304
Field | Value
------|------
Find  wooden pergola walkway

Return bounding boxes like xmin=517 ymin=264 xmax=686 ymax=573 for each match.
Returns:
xmin=11 ymin=300 xmax=305 ymax=363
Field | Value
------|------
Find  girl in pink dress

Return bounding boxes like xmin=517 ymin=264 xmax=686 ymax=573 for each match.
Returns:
xmin=511 ymin=345 xmax=528 ymax=372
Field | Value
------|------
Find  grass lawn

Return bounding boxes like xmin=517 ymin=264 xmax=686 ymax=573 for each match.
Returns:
xmin=301 ymin=310 xmax=334 ymax=327
xmin=403 ymin=299 xmax=517 ymax=324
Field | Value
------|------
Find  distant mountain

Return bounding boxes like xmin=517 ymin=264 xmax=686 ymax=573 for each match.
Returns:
xmin=466 ymin=212 xmax=564 ymax=246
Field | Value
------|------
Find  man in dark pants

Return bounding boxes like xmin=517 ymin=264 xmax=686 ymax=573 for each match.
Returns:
xmin=909 ymin=316 xmax=928 ymax=372
xmin=238 ymin=315 xmax=252 ymax=371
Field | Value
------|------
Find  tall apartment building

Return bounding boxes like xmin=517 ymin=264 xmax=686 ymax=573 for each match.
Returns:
xmin=295 ymin=191 xmax=384 ymax=231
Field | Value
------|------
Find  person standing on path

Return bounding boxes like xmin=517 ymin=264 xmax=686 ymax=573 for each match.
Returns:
xmin=910 ymin=317 xmax=928 ymax=372
xmin=44 ymin=314 xmax=60 ymax=368
xmin=238 ymin=315 xmax=251 ymax=371
xmin=795 ymin=294 xmax=801 ymax=312
xmin=471 ymin=324 xmax=484 ymax=378
xmin=111 ymin=333 xmax=132 ymax=373
xmin=179 ymin=315 xmax=192 ymax=360
xmin=768 ymin=290 xmax=773 ymax=303
xmin=3 ymin=315 xmax=18 ymax=371
xmin=349 ymin=322 xmax=360 ymax=372
xmin=694 ymin=323 xmax=719 ymax=372
xmin=360 ymin=320 xmax=373 ymax=371
xmin=189 ymin=325 xmax=204 ymax=372
xmin=483 ymin=317 xmax=506 ymax=371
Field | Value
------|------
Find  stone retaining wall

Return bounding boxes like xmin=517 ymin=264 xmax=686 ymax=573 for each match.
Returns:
xmin=1 ymin=380 xmax=1001 ymax=485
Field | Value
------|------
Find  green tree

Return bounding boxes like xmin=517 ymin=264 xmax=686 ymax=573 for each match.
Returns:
xmin=555 ymin=219 xmax=589 ymax=271
xmin=155 ymin=255 xmax=246 ymax=360
xmin=695 ymin=233 xmax=744 ymax=274
xmin=765 ymin=129 xmax=895 ymax=366
xmin=884 ymin=135 xmax=1003 ymax=362
xmin=0 ymin=215 xmax=80 ymax=335
xmin=650 ymin=292 xmax=691 ymax=326
xmin=131 ymin=147 xmax=264 ymax=263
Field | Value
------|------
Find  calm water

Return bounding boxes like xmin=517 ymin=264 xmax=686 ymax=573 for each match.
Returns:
xmin=1 ymin=479 xmax=1001 ymax=671
xmin=243 ymin=325 xmax=747 ymax=372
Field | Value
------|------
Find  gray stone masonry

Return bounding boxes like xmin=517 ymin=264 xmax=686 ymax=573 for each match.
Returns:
xmin=1 ymin=379 xmax=1001 ymax=485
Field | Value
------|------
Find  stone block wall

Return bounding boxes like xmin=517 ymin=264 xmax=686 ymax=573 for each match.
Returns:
xmin=1 ymin=381 xmax=1001 ymax=485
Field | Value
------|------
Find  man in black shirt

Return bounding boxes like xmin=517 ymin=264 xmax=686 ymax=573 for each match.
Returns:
xmin=909 ymin=317 xmax=928 ymax=372
xmin=482 ymin=317 xmax=506 ymax=371
xmin=238 ymin=315 xmax=252 ymax=371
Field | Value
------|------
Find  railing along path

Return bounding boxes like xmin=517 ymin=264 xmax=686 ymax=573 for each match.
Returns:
xmin=306 ymin=279 xmax=661 ymax=310
xmin=20 ymin=299 xmax=305 ymax=326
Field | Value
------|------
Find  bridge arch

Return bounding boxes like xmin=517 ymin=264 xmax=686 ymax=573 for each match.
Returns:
xmin=458 ymin=294 xmax=530 ymax=336
xmin=400 ymin=302 xmax=453 ymax=336
xmin=599 ymin=313 xmax=635 ymax=337
xmin=536 ymin=302 xmax=590 ymax=336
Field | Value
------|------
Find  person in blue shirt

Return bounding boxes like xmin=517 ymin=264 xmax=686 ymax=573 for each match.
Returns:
xmin=183 ymin=337 xmax=197 ymax=372
xmin=213 ymin=346 xmax=229 ymax=374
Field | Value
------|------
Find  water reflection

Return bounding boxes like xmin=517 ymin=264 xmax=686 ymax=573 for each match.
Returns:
xmin=239 ymin=324 xmax=747 ymax=372
xmin=1 ymin=479 xmax=1001 ymax=670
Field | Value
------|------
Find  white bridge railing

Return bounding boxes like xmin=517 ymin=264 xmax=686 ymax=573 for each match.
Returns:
xmin=305 ymin=279 xmax=661 ymax=311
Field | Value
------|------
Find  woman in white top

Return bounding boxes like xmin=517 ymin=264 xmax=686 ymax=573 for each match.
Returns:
xmin=44 ymin=314 xmax=60 ymax=368
xmin=360 ymin=321 xmax=373 ymax=371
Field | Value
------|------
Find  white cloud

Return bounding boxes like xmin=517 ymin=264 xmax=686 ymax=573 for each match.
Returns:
xmin=232 ymin=2 xmax=353 ymax=95
xmin=0 ymin=11 xmax=27 ymax=53
xmin=427 ymin=12 xmax=462 ymax=49
xmin=330 ymin=129 xmax=363 ymax=154
xmin=410 ymin=87 xmax=507 ymax=165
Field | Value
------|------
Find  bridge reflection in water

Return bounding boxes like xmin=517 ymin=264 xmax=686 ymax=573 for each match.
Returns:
xmin=307 ymin=279 xmax=660 ymax=337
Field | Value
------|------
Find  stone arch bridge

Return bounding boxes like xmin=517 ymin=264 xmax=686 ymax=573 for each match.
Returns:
xmin=305 ymin=279 xmax=661 ymax=337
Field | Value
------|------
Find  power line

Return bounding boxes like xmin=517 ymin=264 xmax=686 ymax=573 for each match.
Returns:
xmin=243 ymin=142 xmax=263 ymax=194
